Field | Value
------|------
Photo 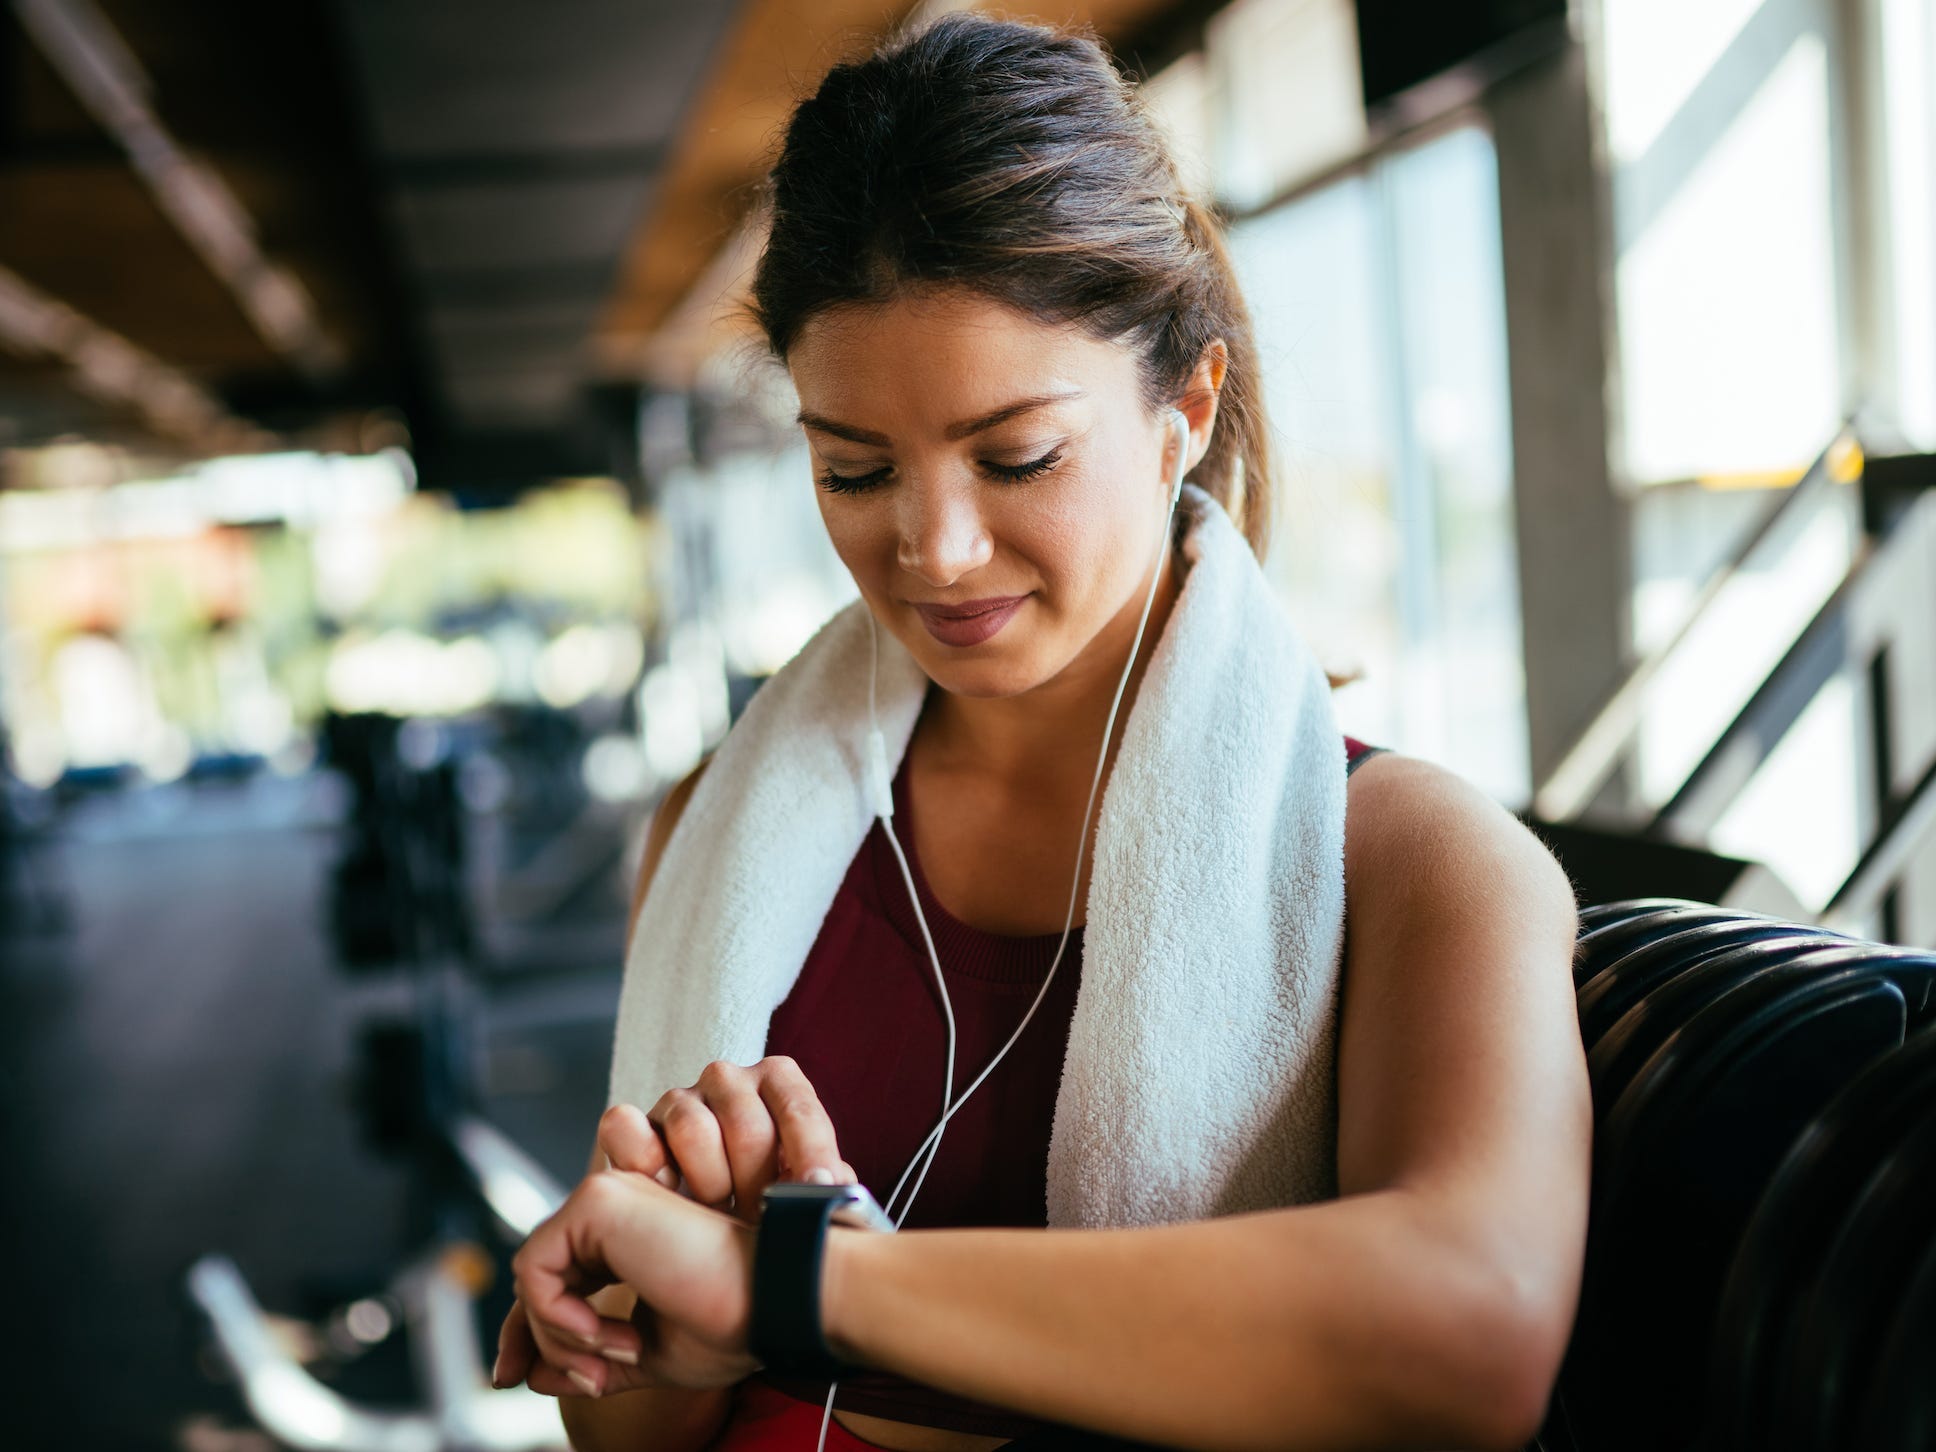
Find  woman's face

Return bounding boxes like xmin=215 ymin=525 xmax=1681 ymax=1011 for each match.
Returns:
xmin=788 ymin=287 xmax=1189 ymax=700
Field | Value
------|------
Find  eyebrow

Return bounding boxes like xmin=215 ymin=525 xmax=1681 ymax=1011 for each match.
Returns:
xmin=795 ymin=389 xmax=1087 ymax=447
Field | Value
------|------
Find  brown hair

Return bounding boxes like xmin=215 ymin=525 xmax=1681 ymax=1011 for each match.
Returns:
xmin=747 ymin=10 xmax=1276 ymax=561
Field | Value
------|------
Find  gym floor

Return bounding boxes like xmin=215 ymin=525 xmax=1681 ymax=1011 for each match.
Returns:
xmin=1 ymin=774 xmax=623 ymax=1451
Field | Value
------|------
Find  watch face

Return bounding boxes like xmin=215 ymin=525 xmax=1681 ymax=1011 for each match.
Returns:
xmin=831 ymin=1196 xmax=897 ymax=1233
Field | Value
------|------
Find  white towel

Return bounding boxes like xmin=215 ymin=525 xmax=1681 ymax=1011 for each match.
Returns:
xmin=607 ymin=481 xmax=1348 ymax=1226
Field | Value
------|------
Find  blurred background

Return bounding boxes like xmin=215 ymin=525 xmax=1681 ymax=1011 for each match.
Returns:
xmin=1 ymin=0 xmax=1933 ymax=1447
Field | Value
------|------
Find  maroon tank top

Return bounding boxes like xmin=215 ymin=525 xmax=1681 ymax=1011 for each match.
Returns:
xmin=744 ymin=734 xmax=1386 ymax=1439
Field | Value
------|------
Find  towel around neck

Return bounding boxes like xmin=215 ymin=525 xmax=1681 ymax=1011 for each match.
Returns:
xmin=608 ymin=482 xmax=1348 ymax=1225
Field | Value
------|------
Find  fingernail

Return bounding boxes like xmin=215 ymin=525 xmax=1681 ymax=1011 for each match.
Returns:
xmin=568 ymin=1368 xmax=601 ymax=1397
xmin=654 ymin=1167 xmax=679 ymax=1189
xmin=490 ymin=1351 xmax=505 ymax=1387
xmin=805 ymin=1166 xmax=835 ymax=1185
xmin=603 ymin=1343 xmax=639 ymax=1366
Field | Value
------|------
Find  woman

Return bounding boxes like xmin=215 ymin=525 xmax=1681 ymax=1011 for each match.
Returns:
xmin=493 ymin=13 xmax=1589 ymax=1452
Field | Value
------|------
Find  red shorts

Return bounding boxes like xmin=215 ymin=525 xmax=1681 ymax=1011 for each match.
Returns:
xmin=710 ymin=1378 xmax=903 ymax=1452
xmin=709 ymin=1378 xmax=1145 ymax=1452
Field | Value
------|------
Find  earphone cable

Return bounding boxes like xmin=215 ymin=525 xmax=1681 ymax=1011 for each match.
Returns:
xmin=868 ymin=612 xmax=960 ymax=1227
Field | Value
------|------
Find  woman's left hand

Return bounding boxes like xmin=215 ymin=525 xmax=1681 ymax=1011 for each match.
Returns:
xmin=495 ymin=1166 xmax=761 ymax=1397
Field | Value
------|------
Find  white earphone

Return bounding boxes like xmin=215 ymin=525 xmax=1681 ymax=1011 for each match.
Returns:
xmin=814 ymin=409 xmax=1192 ymax=1450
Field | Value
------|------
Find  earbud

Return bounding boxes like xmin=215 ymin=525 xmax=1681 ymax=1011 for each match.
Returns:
xmin=1167 ymin=409 xmax=1190 ymax=509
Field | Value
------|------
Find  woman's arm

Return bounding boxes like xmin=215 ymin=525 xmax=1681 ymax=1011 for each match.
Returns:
xmin=558 ymin=756 xmax=734 ymax=1452
xmin=819 ymin=755 xmax=1590 ymax=1452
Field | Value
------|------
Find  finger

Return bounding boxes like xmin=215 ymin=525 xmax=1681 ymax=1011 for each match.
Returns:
xmin=544 ymin=1343 xmax=614 ymax=1399
xmin=519 ymin=1305 xmax=610 ymax=1397
xmin=776 ymin=1148 xmax=858 ymax=1185
xmin=701 ymin=1080 xmax=781 ymax=1218
xmin=508 ymin=1175 xmax=687 ymax=1400
xmin=524 ymin=1358 xmax=616 ymax=1399
xmin=519 ymin=1302 xmax=653 ymax=1397
xmin=511 ymin=1193 xmax=618 ymax=1352
xmin=492 ymin=1297 xmax=539 ymax=1388
xmin=649 ymin=1087 xmax=734 ymax=1208
xmin=756 ymin=1056 xmax=846 ymax=1185
xmin=522 ymin=1344 xmax=665 ymax=1400
xmin=598 ymin=1103 xmax=679 ymax=1190
xmin=520 ymin=1357 xmax=585 ymax=1399
xmin=495 ymin=1294 xmax=642 ymax=1391
xmin=587 ymin=1307 xmax=646 ymax=1369
xmin=519 ymin=1279 xmax=603 ymax=1364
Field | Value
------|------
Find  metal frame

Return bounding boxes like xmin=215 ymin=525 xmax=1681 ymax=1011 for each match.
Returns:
xmin=186 ymin=1114 xmax=571 ymax=1452
xmin=1533 ymin=424 xmax=1863 ymax=822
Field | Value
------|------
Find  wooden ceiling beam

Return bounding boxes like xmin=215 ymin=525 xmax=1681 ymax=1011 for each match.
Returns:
xmin=15 ymin=0 xmax=343 ymax=382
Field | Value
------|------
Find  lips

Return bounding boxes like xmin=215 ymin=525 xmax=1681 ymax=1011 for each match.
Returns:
xmin=912 ymin=594 xmax=1028 ymax=647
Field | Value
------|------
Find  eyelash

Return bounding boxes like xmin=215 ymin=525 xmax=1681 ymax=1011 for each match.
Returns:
xmin=815 ymin=448 xmax=1064 ymax=496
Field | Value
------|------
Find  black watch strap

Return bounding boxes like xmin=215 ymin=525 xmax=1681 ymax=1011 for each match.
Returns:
xmin=749 ymin=1188 xmax=860 ymax=1379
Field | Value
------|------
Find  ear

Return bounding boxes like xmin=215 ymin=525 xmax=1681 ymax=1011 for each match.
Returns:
xmin=1178 ymin=338 xmax=1228 ymax=472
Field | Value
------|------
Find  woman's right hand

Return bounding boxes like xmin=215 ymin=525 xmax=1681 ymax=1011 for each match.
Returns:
xmin=600 ymin=1055 xmax=859 ymax=1224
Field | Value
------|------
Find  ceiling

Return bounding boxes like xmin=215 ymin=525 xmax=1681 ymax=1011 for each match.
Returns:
xmin=338 ymin=0 xmax=727 ymax=438
xmin=0 ymin=0 xmax=1198 ymax=497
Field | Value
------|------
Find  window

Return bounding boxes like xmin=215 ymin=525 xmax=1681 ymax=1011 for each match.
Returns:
xmin=1231 ymin=124 xmax=1528 ymax=803
xmin=1601 ymin=0 xmax=1845 ymax=483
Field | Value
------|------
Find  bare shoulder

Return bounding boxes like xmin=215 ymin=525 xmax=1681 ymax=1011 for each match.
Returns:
xmin=626 ymin=753 xmax=714 ymax=944
xmin=1335 ymin=749 xmax=1587 ymax=1198
xmin=1342 ymin=749 xmax=1577 ymax=931
xmin=647 ymin=753 xmax=713 ymax=856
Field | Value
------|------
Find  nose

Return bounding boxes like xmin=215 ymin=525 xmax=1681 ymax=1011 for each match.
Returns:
xmin=895 ymin=475 xmax=992 ymax=587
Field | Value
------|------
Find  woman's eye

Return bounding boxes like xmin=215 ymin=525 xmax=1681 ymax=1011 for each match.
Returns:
xmin=814 ymin=448 xmax=1063 ymax=495
xmin=984 ymin=448 xmax=1063 ymax=483
xmin=816 ymin=465 xmax=891 ymax=496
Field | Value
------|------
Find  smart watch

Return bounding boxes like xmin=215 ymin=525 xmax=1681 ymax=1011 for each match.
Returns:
xmin=750 ymin=1181 xmax=896 ymax=1379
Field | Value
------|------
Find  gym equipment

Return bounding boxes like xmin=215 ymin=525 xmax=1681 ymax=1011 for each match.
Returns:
xmin=1764 ymin=1092 xmax=1936 ymax=1451
xmin=1700 ymin=1023 xmax=1936 ymax=1451
xmin=1566 ymin=963 xmax=1920 ymax=1448
xmin=186 ymin=714 xmax=577 ymax=1451
xmin=1575 ymin=897 xmax=1715 ymax=937
xmin=1575 ymin=917 xmax=1828 ymax=1048
xmin=1584 ymin=940 xmax=1881 ymax=1111
xmin=1549 ymin=900 xmax=1936 ymax=1452
xmin=1849 ymin=1214 xmax=1936 ymax=1452
xmin=187 ymin=1118 xmax=570 ymax=1452
xmin=1575 ymin=902 xmax=1764 ymax=970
